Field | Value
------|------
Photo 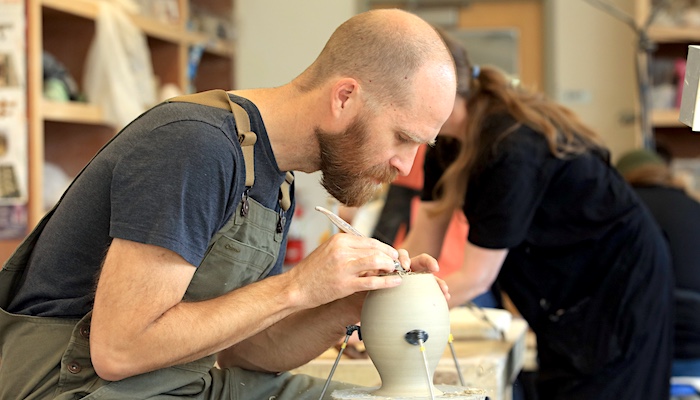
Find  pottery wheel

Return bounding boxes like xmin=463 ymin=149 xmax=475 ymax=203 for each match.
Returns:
xmin=331 ymin=385 xmax=487 ymax=399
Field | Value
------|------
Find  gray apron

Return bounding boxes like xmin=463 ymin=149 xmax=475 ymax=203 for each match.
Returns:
xmin=0 ymin=91 xmax=353 ymax=399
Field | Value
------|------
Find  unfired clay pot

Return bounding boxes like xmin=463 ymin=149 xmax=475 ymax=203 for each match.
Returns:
xmin=360 ymin=272 xmax=450 ymax=397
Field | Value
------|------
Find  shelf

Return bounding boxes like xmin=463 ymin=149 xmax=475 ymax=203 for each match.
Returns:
xmin=185 ymin=31 xmax=235 ymax=57
xmin=130 ymin=14 xmax=188 ymax=44
xmin=651 ymin=108 xmax=687 ymax=128
xmin=648 ymin=26 xmax=700 ymax=43
xmin=40 ymin=0 xmax=235 ymax=66
xmin=42 ymin=100 xmax=106 ymax=125
xmin=25 ymin=0 xmax=236 ymax=235
xmin=41 ymin=0 xmax=185 ymax=44
xmin=41 ymin=0 xmax=99 ymax=20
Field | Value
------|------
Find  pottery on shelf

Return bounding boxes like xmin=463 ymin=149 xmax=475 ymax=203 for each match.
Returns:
xmin=360 ymin=272 xmax=450 ymax=398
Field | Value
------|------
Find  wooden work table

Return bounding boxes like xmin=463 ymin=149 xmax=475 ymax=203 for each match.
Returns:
xmin=291 ymin=317 xmax=529 ymax=400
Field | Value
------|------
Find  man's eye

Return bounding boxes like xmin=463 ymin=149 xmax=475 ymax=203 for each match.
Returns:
xmin=396 ymin=134 xmax=412 ymax=144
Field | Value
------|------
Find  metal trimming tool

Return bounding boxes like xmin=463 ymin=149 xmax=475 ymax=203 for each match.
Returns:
xmin=318 ymin=325 xmax=361 ymax=400
xmin=447 ymin=333 xmax=466 ymax=386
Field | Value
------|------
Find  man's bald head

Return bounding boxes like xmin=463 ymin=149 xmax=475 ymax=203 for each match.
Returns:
xmin=295 ymin=9 xmax=455 ymax=109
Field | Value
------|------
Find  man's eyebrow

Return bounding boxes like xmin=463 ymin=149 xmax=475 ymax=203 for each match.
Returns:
xmin=397 ymin=129 xmax=436 ymax=146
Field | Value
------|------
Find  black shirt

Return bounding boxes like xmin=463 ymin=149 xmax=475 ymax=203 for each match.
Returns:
xmin=423 ymin=115 xmax=666 ymax=325
xmin=423 ymin=113 xmax=674 ymax=397
xmin=633 ymin=184 xmax=700 ymax=359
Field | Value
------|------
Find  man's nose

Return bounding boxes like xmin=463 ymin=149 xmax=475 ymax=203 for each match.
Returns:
xmin=391 ymin=146 xmax=420 ymax=177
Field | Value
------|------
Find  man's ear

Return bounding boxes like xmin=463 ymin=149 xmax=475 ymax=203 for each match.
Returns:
xmin=330 ymin=78 xmax=361 ymax=120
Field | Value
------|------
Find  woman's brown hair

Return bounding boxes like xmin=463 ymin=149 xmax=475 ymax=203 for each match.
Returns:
xmin=432 ymin=30 xmax=609 ymax=214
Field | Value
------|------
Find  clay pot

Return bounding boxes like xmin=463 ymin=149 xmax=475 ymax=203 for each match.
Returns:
xmin=360 ymin=272 xmax=450 ymax=397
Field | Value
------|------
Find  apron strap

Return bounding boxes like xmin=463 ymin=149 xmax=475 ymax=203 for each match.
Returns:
xmin=168 ymin=90 xmax=294 ymax=211
xmin=168 ymin=90 xmax=257 ymax=187
xmin=279 ymin=172 xmax=294 ymax=211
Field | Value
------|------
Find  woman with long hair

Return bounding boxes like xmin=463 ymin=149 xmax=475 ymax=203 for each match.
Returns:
xmin=401 ymin=29 xmax=674 ymax=399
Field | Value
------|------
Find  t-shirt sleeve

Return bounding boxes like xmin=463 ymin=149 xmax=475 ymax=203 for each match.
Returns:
xmin=465 ymin=128 xmax=549 ymax=249
xmin=109 ymin=120 xmax=237 ymax=266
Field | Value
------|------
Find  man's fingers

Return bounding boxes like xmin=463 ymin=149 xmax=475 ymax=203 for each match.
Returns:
xmin=356 ymin=274 xmax=403 ymax=291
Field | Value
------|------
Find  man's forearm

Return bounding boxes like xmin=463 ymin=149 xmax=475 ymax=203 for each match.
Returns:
xmin=92 ymin=236 xmax=403 ymax=381
xmin=91 ymin=264 xmax=308 ymax=381
xmin=217 ymin=293 xmax=365 ymax=372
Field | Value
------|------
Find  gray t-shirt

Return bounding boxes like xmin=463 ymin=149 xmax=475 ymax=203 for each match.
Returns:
xmin=8 ymin=94 xmax=294 ymax=318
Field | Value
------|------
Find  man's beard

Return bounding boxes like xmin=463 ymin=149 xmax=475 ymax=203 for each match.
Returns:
xmin=316 ymin=116 xmax=397 ymax=207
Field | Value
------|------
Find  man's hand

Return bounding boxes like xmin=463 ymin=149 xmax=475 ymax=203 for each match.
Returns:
xmin=285 ymin=233 xmax=404 ymax=310
xmin=402 ymin=251 xmax=450 ymax=303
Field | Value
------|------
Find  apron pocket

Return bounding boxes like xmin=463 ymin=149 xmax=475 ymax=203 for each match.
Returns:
xmin=185 ymin=235 xmax=274 ymax=302
xmin=539 ymin=296 xmax=622 ymax=375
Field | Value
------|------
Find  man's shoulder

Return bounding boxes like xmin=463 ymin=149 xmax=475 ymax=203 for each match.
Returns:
xmin=118 ymin=100 xmax=241 ymax=156
xmin=145 ymin=100 xmax=236 ymax=131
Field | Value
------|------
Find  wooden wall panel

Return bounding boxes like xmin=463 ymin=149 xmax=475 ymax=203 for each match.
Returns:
xmin=457 ymin=1 xmax=543 ymax=90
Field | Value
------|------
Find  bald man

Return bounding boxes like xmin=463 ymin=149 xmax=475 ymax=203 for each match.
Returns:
xmin=0 ymin=8 xmax=457 ymax=400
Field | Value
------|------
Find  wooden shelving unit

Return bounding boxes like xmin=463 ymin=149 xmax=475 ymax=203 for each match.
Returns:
xmin=8 ymin=0 xmax=235 ymax=262
xmin=636 ymin=1 xmax=700 ymax=156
